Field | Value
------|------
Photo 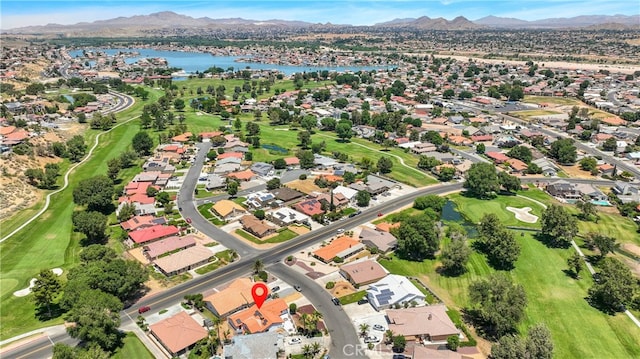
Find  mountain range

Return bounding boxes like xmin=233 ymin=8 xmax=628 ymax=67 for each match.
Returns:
xmin=3 ymin=11 xmax=639 ymax=34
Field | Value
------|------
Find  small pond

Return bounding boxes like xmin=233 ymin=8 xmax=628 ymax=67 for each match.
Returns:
xmin=262 ymin=144 xmax=288 ymax=154
xmin=62 ymin=94 xmax=75 ymax=104
xmin=441 ymin=200 xmax=478 ymax=238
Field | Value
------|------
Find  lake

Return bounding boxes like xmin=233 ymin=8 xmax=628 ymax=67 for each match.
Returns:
xmin=441 ymin=200 xmax=478 ymax=238
xmin=68 ymin=48 xmax=392 ymax=76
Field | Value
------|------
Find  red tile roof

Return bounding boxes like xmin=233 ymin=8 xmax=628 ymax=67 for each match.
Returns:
xmin=121 ymin=215 xmax=157 ymax=231
xmin=150 ymin=311 xmax=207 ymax=355
xmin=129 ymin=225 xmax=179 ymax=244
xmin=294 ymin=199 xmax=324 ymax=216
xmin=486 ymin=151 xmax=509 ymax=163
xmin=217 ymin=152 xmax=243 ymax=160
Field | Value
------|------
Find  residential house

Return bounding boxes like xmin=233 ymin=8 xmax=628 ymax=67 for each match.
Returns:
xmin=294 ymin=198 xmax=324 ymax=217
xmin=411 ymin=143 xmax=438 ymax=154
xmin=153 ymin=245 xmax=214 ymax=276
xmin=217 ymin=152 xmax=244 ymax=160
xmin=340 ymin=260 xmax=388 ymax=286
xmin=120 ymin=215 xmax=166 ymax=231
xmin=204 ymin=278 xmax=254 ymax=317
xmin=266 ymin=207 xmax=310 ymax=227
xmin=359 ymin=227 xmax=398 ymax=253
xmin=205 ymin=174 xmax=226 ymax=190
xmin=313 ymin=154 xmax=338 ymax=169
xmin=215 ymin=157 xmax=242 ymax=166
xmin=312 ymin=236 xmax=364 ymax=263
xmin=213 ymin=162 xmax=242 ymax=174
xmin=332 ymin=185 xmax=359 ymax=202
xmin=245 ymin=191 xmax=277 ymax=209
xmin=227 ymin=298 xmax=289 ymax=334
xmin=212 ymin=200 xmax=247 ymax=220
xmin=149 ymin=311 xmax=207 ymax=357
xmin=506 ymin=158 xmax=528 ymax=173
xmin=575 ymin=183 xmax=607 ymax=201
xmin=127 ymin=225 xmax=180 ymax=247
xmin=486 ymin=151 xmax=510 ymax=164
xmin=375 ymin=222 xmax=400 ymax=233
xmin=284 ymin=157 xmax=300 ymax=168
xmin=250 ymin=162 xmax=274 ymax=177
xmin=612 ymin=181 xmax=640 ymax=203
xmin=239 ymin=215 xmax=277 ymax=238
xmin=269 ymin=187 xmax=305 ymax=203
xmin=386 ymin=305 xmax=459 ymax=342
xmin=143 ymin=235 xmax=196 ymax=260
xmin=222 ymin=331 xmax=283 ymax=359
xmin=531 ymin=158 xmax=558 ymax=177
xmin=546 ymin=180 xmax=582 ymax=199
xmin=412 ymin=347 xmax=473 ymax=359
xmin=313 ymin=192 xmax=349 ymax=210
xmin=366 ymin=274 xmax=426 ymax=311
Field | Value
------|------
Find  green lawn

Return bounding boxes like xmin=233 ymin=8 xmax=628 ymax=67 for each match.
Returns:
xmin=338 ymin=290 xmax=367 ymax=305
xmin=578 ymin=212 xmax=639 ymax=246
xmin=449 ymin=192 xmax=545 ymax=228
xmin=112 ymin=332 xmax=154 ymax=359
xmin=235 ymin=228 xmax=298 ymax=244
xmin=380 ymin=232 xmax=640 ymax=359
xmin=194 ymin=249 xmax=234 ymax=275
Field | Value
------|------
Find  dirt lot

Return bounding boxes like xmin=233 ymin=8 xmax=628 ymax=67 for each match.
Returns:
xmin=559 ymin=164 xmax=595 ymax=179
xmin=285 ymin=178 xmax=326 ymax=194
xmin=330 ymin=281 xmax=356 ymax=298
xmin=288 ymin=225 xmax=310 ymax=235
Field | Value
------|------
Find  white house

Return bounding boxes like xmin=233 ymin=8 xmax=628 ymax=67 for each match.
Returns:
xmin=366 ymin=274 xmax=426 ymax=311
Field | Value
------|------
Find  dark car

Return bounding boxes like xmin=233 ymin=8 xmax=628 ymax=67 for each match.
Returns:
xmin=331 ymin=297 xmax=340 ymax=305
xmin=294 ymin=285 xmax=302 ymax=292
xmin=271 ymin=286 xmax=280 ymax=292
xmin=186 ymin=218 xmax=192 ymax=223
xmin=138 ymin=306 xmax=151 ymax=314
xmin=357 ymin=298 xmax=368 ymax=305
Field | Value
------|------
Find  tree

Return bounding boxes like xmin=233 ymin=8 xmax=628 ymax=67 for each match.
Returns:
xmin=358 ymin=323 xmax=370 ymax=337
xmin=478 ymin=213 xmax=502 ymax=239
xmin=588 ymin=258 xmax=637 ymax=313
xmin=227 ymin=180 xmax=239 ymax=197
xmin=273 ymin=158 xmax=287 ymax=169
xmin=579 ymin=157 xmax=598 ymax=172
xmin=320 ymin=117 xmax=336 ymax=131
xmin=417 ymin=155 xmax=441 ymax=170
xmin=446 ymin=335 xmax=460 ymax=351
xmin=156 ymin=191 xmax=171 ymax=206
xmin=73 ymin=176 xmax=114 ymax=212
xmin=443 ymin=89 xmax=455 ymax=99
xmin=106 ymin=157 xmax=121 ymax=180
xmin=525 ymin=323 xmax=554 ymax=359
xmin=576 ymin=200 xmax=597 ymax=221
xmin=66 ymin=135 xmax=87 ymax=162
xmin=438 ymin=167 xmax=456 ymax=182
xmin=395 ymin=214 xmax=439 ymax=260
xmin=266 ymin=178 xmax=281 ymax=190
xmin=119 ymin=150 xmax=138 ymax=168
xmin=490 ymin=334 xmax=526 ymax=359
xmin=296 ymin=150 xmax=315 ymax=169
xmin=377 ymin=156 xmax=393 ymax=174
xmin=541 ymin=204 xmax=578 ymax=247
xmin=592 ymin=234 xmax=616 ymax=259
xmin=485 ymin=229 xmax=520 ymax=270
xmin=602 ymin=137 xmax=617 ymax=151
xmin=300 ymin=116 xmax=317 ymax=132
xmin=53 ymin=343 xmax=78 ymax=359
xmin=253 ymin=259 xmax=264 ymax=274
xmin=173 ymin=98 xmax=185 ymax=111
xmin=335 ymin=121 xmax=353 ymax=141
xmin=72 ymin=211 xmax=108 ymax=244
xmin=549 ymin=139 xmax=577 ymax=164
xmin=567 ymin=252 xmax=583 ymax=278
xmin=441 ymin=238 xmax=471 ymax=275
xmin=476 ymin=143 xmax=486 ymax=154
xmin=132 ymin=131 xmax=153 ymax=156
xmin=392 ymin=335 xmax=407 ymax=352
xmin=507 ymin=145 xmax=532 ymax=163
xmin=65 ymin=289 xmax=123 ymax=351
xmin=469 ymin=274 xmax=527 ymax=338
xmin=298 ymin=130 xmax=312 ymax=148
xmin=254 ymin=209 xmax=266 ymax=220
xmin=413 ymin=195 xmax=446 ymax=213
xmin=117 ymin=202 xmax=136 ymax=222
xmin=80 ymin=244 xmax=117 ymax=263
xmin=498 ymin=171 xmax=521 ymax=193
xmin=464 ymin=162 xmax=499 ymax=198
xmin=32 ymin=269 xmax=61 ymax=318
xmin=355 ymin=190 xmax=371 ymax=207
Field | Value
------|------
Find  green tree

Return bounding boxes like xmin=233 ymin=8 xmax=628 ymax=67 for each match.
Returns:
xmin=156 ymin=191 xmax=171 ymax=205
xmin=73 ymin=176 xmax=114 ymax=212
xmin=298 ymin=130 xmax=312 ymax=148
xmin=525 ymin=323 xmax=554 ymax=359
xmin=395 ymin=214 xmax=438 ymax=260
xmin=52 ymin=343 xmax=78 ymax=359
xmin=336 ymin=121 xmax=353 ymax=141
xmin=469 ymin=274 xmax=527 ymax=338
xmin=253 ymin=259 xmax=264 ymax=274
xmin=579 ymin=157 xmax=598 ymax=172
xmin=417 ymin=155 xmax=441 ymax=170
xmin=413 ymin=195 xmax=446 ymax=213
xmin=32 ymin=269 xmax=61 ymax=318
xmin=602 ymin=137 xmax=617 ymax=151
xmin=66 ymin=135 xmax=87 ymax=162
xmin=464 ymin=162 xmax=499 ymax=198
xmin=227 ymin=180 xmax=239 ymax=197
xmin=173 ymin=98 xmax=185 ymax=111
xmin=80 ymin=244 xmax=117 ymax=263
xmin=588 ymin=258 xmax=637 ymax=313
xmin=498 ymin=171 xmax=521 ymax=193
xmin=392 ymin=335 xmax=407 ymax=352
xmin=377 ymin=156 xmax=393 ymax=174
xmin=593 ymin=234 xmax=617 ymax=258
xmin=446 ymin=335 xmax=460 ymax=351
xmin=320 ymin=117 xmax=336 ymax=130
xmin=132 ymin=131 xmax=153 ymax=156
xmin=296 ymin=149 xmax=315 ymax=169
xmin=576 ymin=200 xmax=597 ymax=221
xmin=438 ymin=167 xmax=456 ymax=182
xmin=65 ymin=290 xmax=123 ymax=351
xmin=485 ymin=228 xmax=520 ymax=270
xmin=440 ymin=237 xmax=471 ymax=275
xmin=476 ymin=143 xmax=486 ymax=154
xmin=490 ymin=334 xmax=526 ymax=359
xmin=117 ymin=202 xmax=136 ymax=222
xmin=72 ymin=211 xmax=108 ymax=244
xmin=254 ymin=209 xmax=266 ymax=220
xmin=567 ymin=252 xmax=583 ymax=278
xmin=355 ymin=190 xmax=371 ymax=207
xmin=106 ymin=157 xmax=121 ymax=180
xmin=301 ymin=116 xmax=317 ymax=132
xmin=541 ymin=204 xmax=578 ymax=247
xmin=549 ymin=139 xmax=577 ymax=164
xmin=507 ymin=145 xmax=532 ymax=163
xmin=266 ymin=178 xmax=281 ymax=190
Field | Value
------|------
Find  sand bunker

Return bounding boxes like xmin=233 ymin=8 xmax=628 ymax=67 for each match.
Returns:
xmin=13 ymin=268 xmax=63 ymax=297
xmin=506 ymin=207 xmax=538 ymax=224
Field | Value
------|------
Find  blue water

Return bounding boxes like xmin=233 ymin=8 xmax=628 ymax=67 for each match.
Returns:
xmin=591 ymin=200 xmax=612 ymax=206
xmin=262 ymin=144 xmax=288 ymax=154
xmin=441 ymin=200 xmax=478 ymax=238
xmin=62 ymin=94 xmax=74 ymax=104
xmin=68 ymin=48 xmax=391 ymax=75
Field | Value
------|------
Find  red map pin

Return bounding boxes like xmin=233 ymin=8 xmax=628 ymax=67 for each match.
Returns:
xmin=251 ymin=283 xmax=269 ymax=309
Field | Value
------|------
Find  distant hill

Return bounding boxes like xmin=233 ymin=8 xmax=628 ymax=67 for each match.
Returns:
xmin=474 ymin=14 xmax=640 ymax=28
xmin=3 ymin=11 xmax=639 ymax=35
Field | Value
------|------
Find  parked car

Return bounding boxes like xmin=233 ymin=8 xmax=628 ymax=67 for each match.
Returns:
xmin=364 ymin=336 xmax=379 ymax=343
xmin=186 ymin=218 xmax=192 ymax=223
xmin=372 ymin=324 xmax=384 ymax=331
xmin=392 ymin=355 xmax=407 ymax=359
xmin=336 ymin=228 xmax=345 ymax=234
xmin=271 ymin=286 xmax=280 ymax=292
xmin=331 ymin=297 xmax=340 ymax=305
xmin=294 ymin=285 xmax=302 ymax=292
xmin=377 ymin=212 xmax=383 ymax=217
xmin=357 ymin=298 xmax=369 ymax=305
xmin=138 ymin=306 xmax=151 ymax=314
xmin=289 ymin=337 xmax=302 ymax=344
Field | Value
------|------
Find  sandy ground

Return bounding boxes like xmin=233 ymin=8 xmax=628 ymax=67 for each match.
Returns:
xmin=622 ymin=243 xmax=640 ymax=257
xmin=285 ymin=178 xmax=325 ymax=194
xmin=13 ymin=268 xmax=63 ymax=297
xmin=288 ymin=225 xmax=311 ymax=235
xmin=559 ymin=164 xmax=597 ymax=179
xmin=506 ymin=206 xmax=539 ymax=223
xmin=330 ymin=281 xmax=356 ymax=298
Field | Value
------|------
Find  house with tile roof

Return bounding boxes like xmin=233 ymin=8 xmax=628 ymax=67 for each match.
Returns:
xmin=127 ymin=225 xmax=180 ymax=247
xmin=120 ymin=215 xmax=166 ymax=231
xmin=227 ymin=298 xmax=289 ymax=334
xmin=212 ymin=200 xmax=247 ymax=220
xmin=204 ymin=278 xmax=254 ymax=317
xmin=150 ymin=311 xmax=207 ymax=356
xmin=313 ymin=236 xmax=364 ymax=263
xmin=240 ymin=215 xmax=277 ymax=238
xmin=386 ymin=304 xmax=459 ymax=342
xmin=359 ymin=227 xmax=398 ymax=253
xmin=153 ymin=245 xmax=214 ymax=276
xmin=294 ymin=198 xmax=325 ymax=217
xmin=143 ymin=235 xmax=196 ymax=260
xmin=340 ymin=259 xmax=388 ymax=286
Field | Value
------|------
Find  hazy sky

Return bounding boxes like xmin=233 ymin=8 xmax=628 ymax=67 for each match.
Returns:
xmin=1 ymin=0 xmax=637 ymax=29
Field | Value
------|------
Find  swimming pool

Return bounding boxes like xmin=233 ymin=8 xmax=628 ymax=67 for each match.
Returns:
xmin=590 ymin=200 xmax=612 ymax=206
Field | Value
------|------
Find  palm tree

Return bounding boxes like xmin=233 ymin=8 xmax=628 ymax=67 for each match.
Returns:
xmin=385 ymin=329 xmax=395 ymax=345
xmin=359 ymin=323 xmax=370 ymax=338
xmin=253 ymin=259 xmax=264 ymax=274
xmin=308 ymin=310 xmax=323 ymax=335
xmin=300 ymin=313 xmax=310 ymax=335
xmin=311 ymin=341 xmax=321 ymax=354
xmin=228 ymin=249 xmax=237 ymax=262
xmin=302 ymin=344 xmax=313 ymax=358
